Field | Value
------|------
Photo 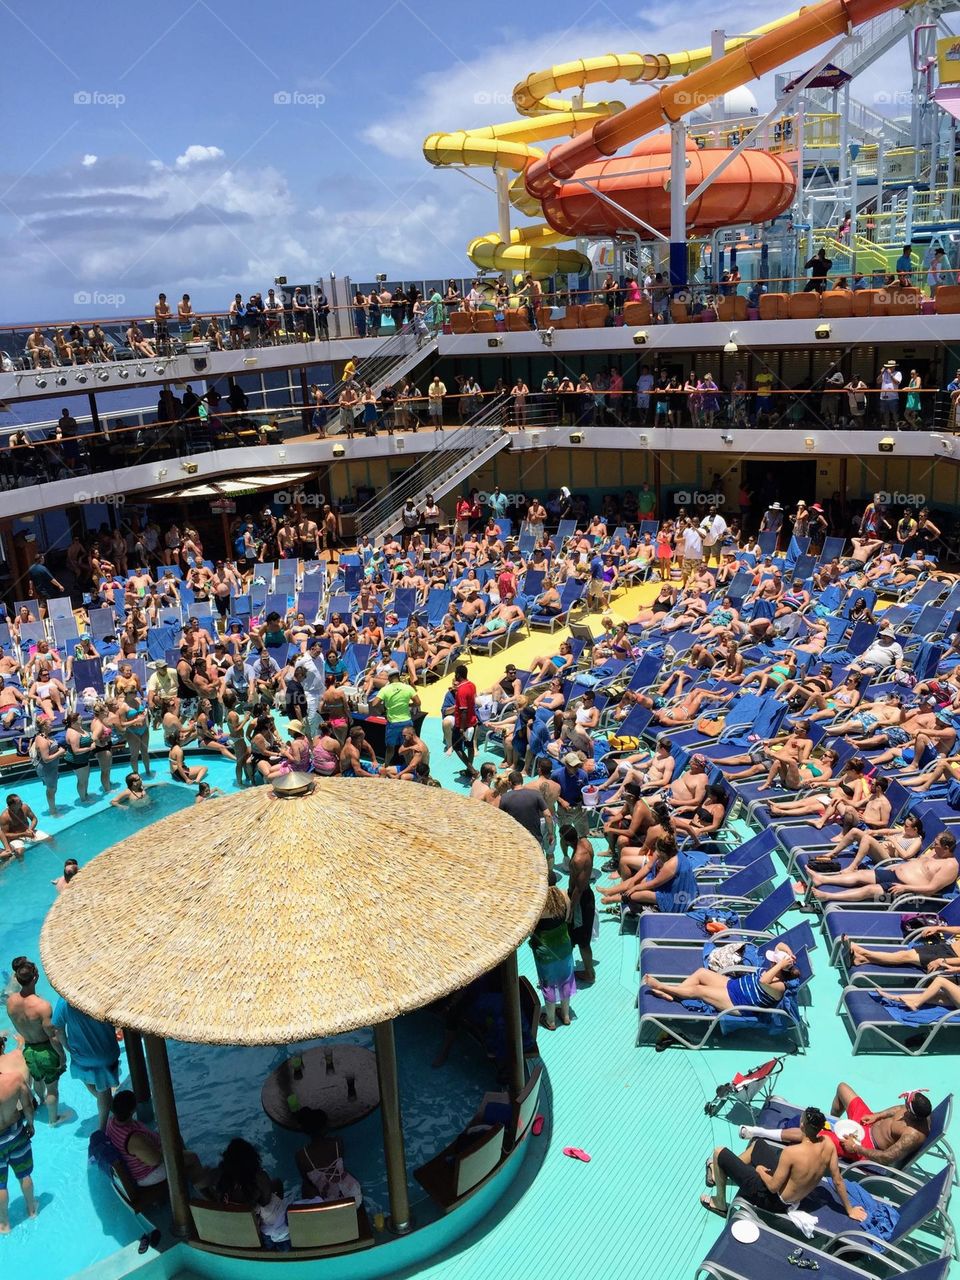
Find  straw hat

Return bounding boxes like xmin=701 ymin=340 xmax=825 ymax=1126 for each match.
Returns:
xmin=41 ymin=781 xmax=547 ymax=1046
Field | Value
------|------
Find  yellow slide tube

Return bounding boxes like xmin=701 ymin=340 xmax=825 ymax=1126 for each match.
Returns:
xmin=424 ymin=3 xmax=914 ymax=276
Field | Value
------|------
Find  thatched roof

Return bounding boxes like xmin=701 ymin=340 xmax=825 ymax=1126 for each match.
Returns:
xmin=41 ymin=780 xmax=548 ymax=1046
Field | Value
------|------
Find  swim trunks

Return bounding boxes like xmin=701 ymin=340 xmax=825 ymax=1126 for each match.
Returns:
xmin=875 ymin=865 xmax=899 ymax=892
xmin=0 ymin=1121 xmax=33 ymax=1189
xmin=23 ymin=1041 xmax=64 ymax=1085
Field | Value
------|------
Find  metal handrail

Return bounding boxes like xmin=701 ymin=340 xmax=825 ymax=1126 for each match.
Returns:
xmin=354 ymin=394 xmax=510 ymax=537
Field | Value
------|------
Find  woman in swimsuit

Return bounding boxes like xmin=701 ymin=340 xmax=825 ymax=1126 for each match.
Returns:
xmin=247 ymin=714 xmax=285 ymax=782
xmin=196 ymin=698 xmax=237 ymax=761
xmin=768 ymin=757 xmax=868 ymax=818
xmin=28 ymin=674 xmax=67 ymax=718
xmin=814 ymin=773 xmax=891 ymax=835
xmin=644 ymin=945 xmax=799 ymax=1012
xmin=311 ymin=720 xmax=342 ymax=776
xmin=221 ymin=690 xmax=252 ymax=787
xmin=673 ymin=783 xmax=728 ymax=838
xmin=118 ymin=695 xmax=152 ymax=777
xmin=833 ymin=812 xmax=925 ymax=871
xmin=631 ymin=585 xmax=676 ymax=627
xmin=527 ymin=640 xmax=574 ymax=683
xmin=64 ymin=711 xmax=95 ymax=803
xmin=90 ymin=701 xmax=115 ymax=792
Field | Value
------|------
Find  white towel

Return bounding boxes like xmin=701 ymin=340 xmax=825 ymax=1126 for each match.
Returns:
xmin=785 ymin=1205 xmax=819 ymax=1238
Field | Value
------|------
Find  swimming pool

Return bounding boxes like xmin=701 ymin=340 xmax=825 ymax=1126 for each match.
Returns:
xmin=0 ymin=759 xmax=502 ymax=1275
xmin=0 ymin=781 xmax=199 ymax=1274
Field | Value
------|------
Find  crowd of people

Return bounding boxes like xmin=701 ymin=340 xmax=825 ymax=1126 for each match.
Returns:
xmin=2 ymin=481 xmax=959 ymax=1253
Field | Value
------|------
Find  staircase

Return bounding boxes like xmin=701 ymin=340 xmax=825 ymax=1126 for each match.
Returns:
xmin=353 ymin=394 xmax=514 ymax=541
xmin=324 ymin=323 xmax=437 ymax=435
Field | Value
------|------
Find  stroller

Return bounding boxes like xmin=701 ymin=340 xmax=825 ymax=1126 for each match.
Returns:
xmin=704 ymin=1055 xmax=785 ymax=1118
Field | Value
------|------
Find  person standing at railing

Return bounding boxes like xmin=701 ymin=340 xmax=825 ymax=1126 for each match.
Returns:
xmin=927 ymin=247 xmax=947 ymax=297
xmin=367 ymin=289 xmax=382 ymax=339
xmin=803 ymin=247 xmax=832 ymax=293
xmin=154 ymin=293 xmax=173 ymax=355
xmin=227 ymin=293 xmax=244 ymax=348
xmin=511 ymin=376 xmax=529 ymax=428
xmin=895 ymin=244 xmax=913 ymax=287
xmin=338 ymin=383 xmax=359 ymax=440
xmin=352 ymin=288 xmax=368 ymax=339
xmin=360 ymin=385 xmax=379 ymax=437
xmin=422 ymin=494 xmax=442 ymax=548
xmin=428 ymin=375 xmax=446 ymax=431
xmin=428 ymin=288 xmax=445 ymax=336
xmin=314 ymin=286 xmax=330 ymax=340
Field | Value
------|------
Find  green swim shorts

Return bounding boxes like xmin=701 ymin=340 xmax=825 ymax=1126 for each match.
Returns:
xmin=23 ymin=1041 xmax=64 ymax=1085
xmin=0 ymin=1122 xmax=33 ymax=1189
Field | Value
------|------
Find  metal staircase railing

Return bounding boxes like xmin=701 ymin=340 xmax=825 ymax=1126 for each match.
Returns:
xmin=323 ymin=323 xmax=437 ymax=434
xmin=354 ymin=393 xmax=515 ymax=541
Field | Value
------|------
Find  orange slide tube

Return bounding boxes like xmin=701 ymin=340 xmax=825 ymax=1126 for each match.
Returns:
xmin=525 ymin=0 xmax=906 ymax=202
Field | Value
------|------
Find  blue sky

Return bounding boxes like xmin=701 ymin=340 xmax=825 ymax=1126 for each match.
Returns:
xmin=1 ymin=0 xmax=908 ymax=322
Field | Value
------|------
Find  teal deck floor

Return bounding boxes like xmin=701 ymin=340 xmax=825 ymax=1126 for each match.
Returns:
xmin=1 ymin=732 xmax=958 ymax=1278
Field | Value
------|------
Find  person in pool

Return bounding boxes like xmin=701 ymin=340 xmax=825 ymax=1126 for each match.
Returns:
xmin=5 ymin=957 xmax=65 ymax=1126
xmin=110 ymin=772 xmax=154 ymax=807
xmin=0 ymin=1037 xmax=37 ymax=1231
xmin=196 ymin=782 xmax=226 ymax=802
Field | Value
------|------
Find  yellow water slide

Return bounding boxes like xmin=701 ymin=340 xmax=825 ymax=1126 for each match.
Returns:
xmin=422 ymin=8 xmax=895 ymax=276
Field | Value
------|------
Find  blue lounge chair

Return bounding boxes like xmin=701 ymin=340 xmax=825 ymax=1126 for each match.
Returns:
xmin=754 ymin=1094 xmax=954 ymax=1183
xmin=640 ymin=920 xmax=814 ymax=979
xmin=638 ymin=947 xmax=811 ymax=1050
xmin=840 ymin=986 xmax=960 ymax=1055
xmin=695 ymin=1216 xmax=948 ymax=1280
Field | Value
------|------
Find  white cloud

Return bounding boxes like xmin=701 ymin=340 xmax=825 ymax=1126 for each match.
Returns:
xmin=175 ymin=144 xmax=226 ymax=169
xmin=81 ymin=154 xmax=98 ymax=167
xmin=363 ymin=4 xmax=804 ymax=161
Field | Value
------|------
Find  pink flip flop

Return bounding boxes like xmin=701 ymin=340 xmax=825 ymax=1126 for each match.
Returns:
xmin=563 ymin=1146 xmax=591 ymax=1162
xmin=532 ymin=1114 xmax=545 ymax=1136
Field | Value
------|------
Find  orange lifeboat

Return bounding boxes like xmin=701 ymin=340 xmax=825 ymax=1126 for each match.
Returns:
xmin=539 ymin=134 xmax=795 ymax=239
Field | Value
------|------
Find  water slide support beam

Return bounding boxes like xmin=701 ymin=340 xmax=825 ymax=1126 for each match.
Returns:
xmin=685 ymin=34 xmax=854 ymax=209
xmin=670 ymin=122 xmax=688 ymax=289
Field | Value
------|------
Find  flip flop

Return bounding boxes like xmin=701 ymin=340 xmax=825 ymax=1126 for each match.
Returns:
xmin=563 ymin=1147 xmax=591 ymax=1163
xmin=531 ymin=1114 xmax=545 ymax=1137
xmin=700 ymin=1193 xmax=726 ymax=1217
xmin=705 ymin=1157 xmax=716 ymax=1188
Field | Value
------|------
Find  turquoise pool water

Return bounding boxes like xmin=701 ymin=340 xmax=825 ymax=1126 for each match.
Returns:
xmin=0 ymin=757 xmax=498 ymax=1276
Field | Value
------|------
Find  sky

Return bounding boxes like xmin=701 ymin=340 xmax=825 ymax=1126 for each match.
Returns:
xmin=0 ymin=0 xmax=916 ymax=322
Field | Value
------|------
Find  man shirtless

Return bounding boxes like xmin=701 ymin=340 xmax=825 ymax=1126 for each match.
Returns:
xmin=746 ymin=1085 xmax=933 ymax=1168
xmin=564 ymin=827 xmax=596 ymax=983
xmin=382 ymin=725 xmax=429 ymax=780
xmin=5 ymin=958 xmax=65 ymax=1126
xmin=0 ymin=796 xmax=43 ymax=859
xmin=811 ymin=831 xmax=959 ymax=902
xmin=469 ymin=762 xmax=500 ymax=804
xmin=632 ymin=754 xmax=709 ymax=833
xmin=707 ymin=1107 xmax=867 ymax=1220
xmin=0 ymin=1042 xmax=36 ymax=1231
xmin=340 ymin=726 xmax=379 ymax=777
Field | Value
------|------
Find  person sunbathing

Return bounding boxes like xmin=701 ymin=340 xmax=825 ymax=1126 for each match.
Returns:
xmin=908 ymin=755 xmax=960 ymax=793
xmin=650 ymin=684 xmax=726 ymax=728
xmin=600 ymin=834 xmax=678 ymax=907
xmin=672 ymin=782 xmax=727 ymax=839
xmin=644 ymin=945 xmax=799 ymax=1011
xmin=739 ymin=1084 xmax=932 ymax=1166
xmin=812 ymin=773 xmax=890 ymax=833
xmin=760 ymin=741 xmax=838 ymax=794
xmin=772 ymin=663 xmax=835 ymax=707
xmin=767 ymin=757 xmax=869 ymax=819
xmin=809 ymin=831 xmax=958 ymax=902
xmin=705 ymin=1106 xmax=866 ymax=1221
xmin=832 ymin=812 xmax=925 ymax=870
xmin=722 ymin=723 xmax=814 ymax=785
xmin=800 ymin=672 xmax=862 ymax=722
xmin=845 ymin=923 xmax=960 ymax=974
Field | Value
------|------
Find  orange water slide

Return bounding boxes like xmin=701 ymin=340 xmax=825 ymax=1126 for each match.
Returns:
xmin=525 ymin=0 xmax=906 ymax=206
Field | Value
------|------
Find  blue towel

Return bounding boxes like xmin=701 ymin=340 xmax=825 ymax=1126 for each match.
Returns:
xmin=868 ymin=990 xmax=945 ymax=1025
xmin=688 ymin=907 xmax=739 ymax=932
xmin=800 ymin=1180 xmax=897 ymax=1248
xmin=656 ymin=849 xmax=699 ymax=913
